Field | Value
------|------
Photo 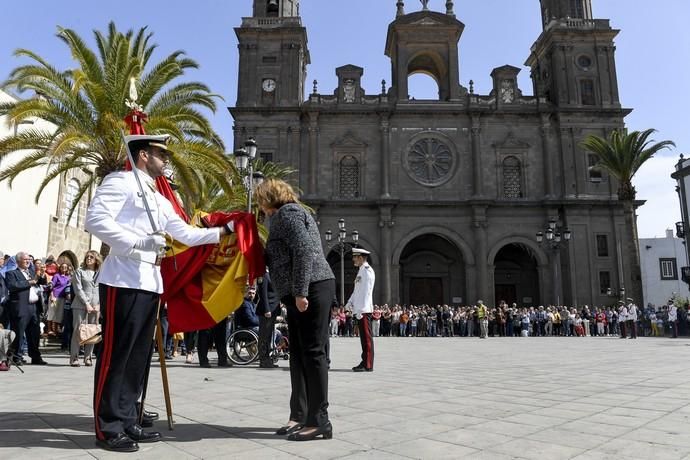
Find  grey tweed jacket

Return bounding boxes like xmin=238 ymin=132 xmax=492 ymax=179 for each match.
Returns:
xmin=265 ymin=203 xmax=334 ymax=299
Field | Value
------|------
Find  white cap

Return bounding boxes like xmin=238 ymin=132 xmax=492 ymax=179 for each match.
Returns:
xmin=352 ymin=247 xmax=370 ymax=255
xmin=125 ymin=134 xmax=171 ymax=153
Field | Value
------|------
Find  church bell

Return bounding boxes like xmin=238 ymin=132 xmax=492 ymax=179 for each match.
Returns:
xmin=267 ymin=0 xmax=279 ymax=14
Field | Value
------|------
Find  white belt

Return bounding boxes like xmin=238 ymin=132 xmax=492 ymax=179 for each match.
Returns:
xmin=108 ymin=249 xmax=158 ymax=265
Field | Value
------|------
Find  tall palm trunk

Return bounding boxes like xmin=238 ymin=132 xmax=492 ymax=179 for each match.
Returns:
xmin=623 ymin=200 xmax=643 ymax=305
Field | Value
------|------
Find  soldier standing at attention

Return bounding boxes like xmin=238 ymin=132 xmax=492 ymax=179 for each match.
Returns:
xmin=346 ymin=248 xmax=375 ymax=372
xmin=85 ymin=134 xmax=234 ymax=452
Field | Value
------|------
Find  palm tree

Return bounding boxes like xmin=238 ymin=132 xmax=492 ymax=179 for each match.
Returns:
xmin=191 ymin=158 xmax=296 ymax=214
xmin=581 ymin=128 xmax=675 ymax=305
xmin=0 ymin=22 xmax=231 ymax=221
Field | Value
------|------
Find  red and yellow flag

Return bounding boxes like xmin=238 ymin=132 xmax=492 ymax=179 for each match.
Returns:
xmin=123 ymin=104 xmax=264 ymax=333
xmin=161 ymin=211 xmax=265 ymax=333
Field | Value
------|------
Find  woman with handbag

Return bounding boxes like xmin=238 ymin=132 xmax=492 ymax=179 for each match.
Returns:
xmin=70 ymin=250 xmax=101 ymax=367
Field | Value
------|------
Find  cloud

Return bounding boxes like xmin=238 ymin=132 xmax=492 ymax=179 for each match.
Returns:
xmin=634 ymin=153 xmax=681 ymax=238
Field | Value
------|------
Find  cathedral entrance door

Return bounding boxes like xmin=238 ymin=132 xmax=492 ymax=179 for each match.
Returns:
xmin=493 ymin=243 xmax=539 ymax=307
xmin=494 ymin=284 xmax=517 ymax=306
xmin=399 ymin=234 xmax=465 ymax=306
xmin=409 ymin=278 xmax=443 ymax=306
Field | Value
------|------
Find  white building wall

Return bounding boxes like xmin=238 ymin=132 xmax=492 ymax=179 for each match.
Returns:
xmin=0 ymin=89 xmax=60 ymax=258
xmin=0 ymin=89 xmax=99 ymax=260
xmin=639 ymin=229 xmax=690 ymax=308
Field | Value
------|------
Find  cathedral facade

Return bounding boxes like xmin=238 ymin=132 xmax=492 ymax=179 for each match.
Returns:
xmin=230 ymin=0 xmax=635 ymax=308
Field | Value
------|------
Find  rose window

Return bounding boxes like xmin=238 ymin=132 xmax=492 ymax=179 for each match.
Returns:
xmin=407 ymin=138 xmax=453 ymax=185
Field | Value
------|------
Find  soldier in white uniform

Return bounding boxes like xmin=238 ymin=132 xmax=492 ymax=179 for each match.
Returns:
xmin=626 ymin=297 xmax=638 ymax=339
xmin=617 ymin=301 xmax=628 ymax=339
xmin=346 ymin=247 xmax=375 ymax=372
xmin=85 ymin=134 xmax=233 ymax=452
xmin=668 ymin=299 xmax=678 ymax=338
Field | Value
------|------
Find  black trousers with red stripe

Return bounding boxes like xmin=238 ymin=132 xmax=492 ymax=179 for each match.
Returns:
xmin=94 ymin=284 xmax=159 ymax=440
xmin=358 ymin=312 xmax=374 ymax=370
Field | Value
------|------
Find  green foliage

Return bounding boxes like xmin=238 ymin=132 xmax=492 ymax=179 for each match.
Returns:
xmin=580 ymin=129 xmax=675 ymax=201
xmin=0 ymin=22 xmax=229 ymax=221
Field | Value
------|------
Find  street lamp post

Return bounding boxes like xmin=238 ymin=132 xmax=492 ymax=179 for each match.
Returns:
xmin=233 ymin=137 xmax=265 ymax=212
xmin=324 ymin=218 xmax=359 ymax=306
xmin=536 ymin=218 xmax=572 ymax=305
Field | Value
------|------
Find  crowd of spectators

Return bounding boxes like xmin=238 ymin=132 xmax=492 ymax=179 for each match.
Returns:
xmin=2 ymin=248 xmax=689 ymax=372
xmin=330 ymin=301 xmax=689 ymax=339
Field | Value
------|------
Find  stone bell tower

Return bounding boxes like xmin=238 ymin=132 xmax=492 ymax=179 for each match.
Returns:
xmin=526 ymin=0 xmax=621 ymax=108
xmin=236 ymin=0 xmax=309 ymax=108
xmin=385 ymin=0 xmax=466 ymax=102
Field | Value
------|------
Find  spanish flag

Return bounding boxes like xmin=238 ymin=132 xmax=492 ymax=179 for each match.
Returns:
xmin=122 ymin=105 xmax=264 ymax=332
xmin=161 ymin=211 xmax=265 ymax=333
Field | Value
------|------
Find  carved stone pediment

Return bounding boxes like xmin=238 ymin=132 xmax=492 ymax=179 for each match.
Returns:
xmin=412 ymin=17 xmax=442 ymax=26
xmin=331 ymin=132 xmax=368 ymax=149
xmin=493 ymin=132 xmax=531 ymax=149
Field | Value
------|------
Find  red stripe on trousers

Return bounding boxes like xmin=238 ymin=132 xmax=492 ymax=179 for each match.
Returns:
xmin=94 ymin=286 xmax=116 ymax=440
xmin=362 ymin=313 xmax=373 ymax=369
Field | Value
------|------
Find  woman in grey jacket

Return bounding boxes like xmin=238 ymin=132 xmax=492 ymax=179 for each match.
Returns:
xmin=70 ymin=250 xmax=101 ymax=367
xmin=254 ymin=179 xmax=336 ymax=441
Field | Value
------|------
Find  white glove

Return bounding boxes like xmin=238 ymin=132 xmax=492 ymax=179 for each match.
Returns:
xmin=224 ymin=220 xmax=235 ymax=233
xmin=356 ymin=313 xmax=363 ymax=320
xmin=134 ymin=234 xmax=166 ymax=252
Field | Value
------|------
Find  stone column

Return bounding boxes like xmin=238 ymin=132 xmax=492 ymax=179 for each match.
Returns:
xmin=307 ymin=112 xmax=319 ymax=196
xmin=378 ymin=206 xmax=394 ymax=303
xmin=471 ymin=115 xmax=482 ymax=197
xmin=562 ymin=44 xmax=576 ymax=105
xmin=472 ymin=205 xmax=488 ymax=301
xmin=540 ymin=113 xmax=554 ymax=198
xmin=380 ymin=116 xmax=391 ymax=199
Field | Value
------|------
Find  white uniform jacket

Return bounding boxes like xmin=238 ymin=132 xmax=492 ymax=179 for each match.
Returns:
xmin=346 ymin=262 xmax=375 ymax=317
xmin=85 ymin=169 xmax=220 ymax=294
xmin=627 ymin=303 xmax=638 ymax=321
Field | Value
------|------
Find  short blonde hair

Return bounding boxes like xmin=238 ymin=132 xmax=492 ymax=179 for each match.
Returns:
xmin=254 ymin=178 xmax=299 ymax=210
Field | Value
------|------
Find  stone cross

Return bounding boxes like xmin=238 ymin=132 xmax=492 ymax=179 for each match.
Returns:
xmin=420 ymin=0 xmax=429 ymax=11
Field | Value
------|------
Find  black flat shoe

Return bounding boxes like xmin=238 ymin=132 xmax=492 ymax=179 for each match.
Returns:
xmin=199 ymin=361 xmax=212 ymax=368
xmin=31 ymin=359 xmax=48 ymax=365
xmin=276 ymin=422 xmax=303 ymax=435
xmin=287 ymin=423 xmax=333 ymax=441
xmin=96 ymin=433 xmax=139 ymax=452
xmin=124 ymin=424 xmax=162 ymax=443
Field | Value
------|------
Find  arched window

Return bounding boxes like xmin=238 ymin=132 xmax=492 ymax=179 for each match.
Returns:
xmin=502 ymin=156 xmax=523 ymax=199
xmin=407 ymin=73 xmax=440 ymax=100
xmin=339 ymin=155 xmax=360 ymax=198
xmin=63 ymin=178 xmax=80 ymax=227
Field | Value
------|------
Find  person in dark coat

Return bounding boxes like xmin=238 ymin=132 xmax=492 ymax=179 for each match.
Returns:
xmin=256 ymin=272 xmax=281 ymax=368
xmin=255 ymin=178 xmax=336 ymax=441
xmin=5 ymin=251 xmax=47 ymax=365
xmin=235 ymin=286 xmax=260 ymax=331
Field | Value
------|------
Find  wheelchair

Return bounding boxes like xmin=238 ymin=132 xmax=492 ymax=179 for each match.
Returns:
xmin=225 ymin=315 xmax=289 ymax=366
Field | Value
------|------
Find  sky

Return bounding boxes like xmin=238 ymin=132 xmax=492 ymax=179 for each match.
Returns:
xmin=0 ymin=0 xmax=688 ymax=238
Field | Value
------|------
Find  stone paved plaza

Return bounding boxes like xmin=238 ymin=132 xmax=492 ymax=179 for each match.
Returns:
xmin=2 ymin=335 xmax=690 ymax=459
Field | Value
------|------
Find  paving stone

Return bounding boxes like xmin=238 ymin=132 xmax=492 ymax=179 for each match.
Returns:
xmin=2 ymin=336 xmax=690 ymax=459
